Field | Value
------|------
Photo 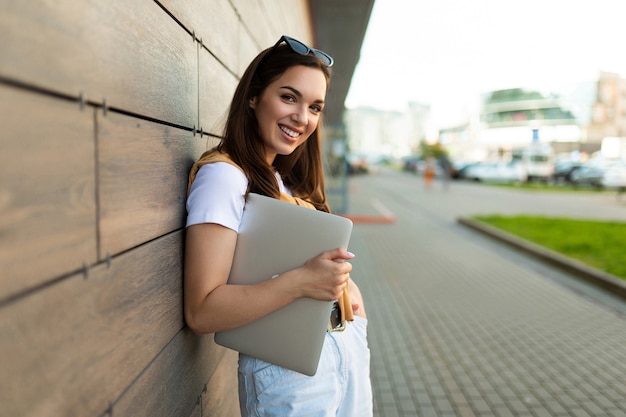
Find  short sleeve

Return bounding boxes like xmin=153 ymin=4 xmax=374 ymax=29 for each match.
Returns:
xmin=185 ymin=162 xmax=248 ymax=232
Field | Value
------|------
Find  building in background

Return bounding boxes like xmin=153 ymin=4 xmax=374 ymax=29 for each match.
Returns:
xmin=344 ymin=101 xmax=431 ymax=160
xmin=587 ymin=72 xmax=626 ymax=143
xmin=426 ymin=72 xmax=626 ymax=164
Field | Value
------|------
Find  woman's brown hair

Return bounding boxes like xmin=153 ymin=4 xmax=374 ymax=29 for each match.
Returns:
xmin=216 ymin=43 xmax=332 ymax=212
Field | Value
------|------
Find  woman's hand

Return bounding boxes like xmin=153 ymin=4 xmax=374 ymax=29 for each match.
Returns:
xmin=288 ymin=248 xmax=354 ymax=301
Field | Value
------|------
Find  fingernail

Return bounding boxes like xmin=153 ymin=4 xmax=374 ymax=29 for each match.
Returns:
xmin=347 ymin=251 xmax=355 ymax=258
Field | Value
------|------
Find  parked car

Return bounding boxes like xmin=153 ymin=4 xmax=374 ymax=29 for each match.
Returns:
xmin=600 ymin=160 xmax=626 ymax=190
xmin=570 ymin=162 xmax=607 ymax=188
xmin=402 ymin=156 xmax=421 ymax=173
xmin=452 ymin=162 xmax=480 ymax=180
xmin=511 ymin=146 xmax=554 ymax=182
xmin=551 ymin=161 xmax=581 ymax=184
xmin=464 ymin=161 xmax=527 ymax=183
xmin=462 ymin=163 xmax=487 ymax=181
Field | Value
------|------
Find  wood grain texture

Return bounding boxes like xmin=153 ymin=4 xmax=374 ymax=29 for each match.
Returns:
xmin=0 ymin=0 xmax=197 ymax=127
xmin=113 ymin=330 xmax=239 ymax=417
xmin=0 ymin=85 xmax=97 ymax=301
xmin=98 ymin=112 xmax=205 ymax=258
xmin=0 ymin=232 xmax=184 ymax=417
xmin=201 ymin=347 xmax=242 ymax=417
xmin=198 ymin=47 xmax=239 ymax=137
xmin=227 ymin=0 xmax=313 ymax=76
xmin=159 ymin=0 xmax=241 ymax=75
xmin=236 ymin=27 xmax=262 ymax=77
xmin=0 ymin=1 xmax=317 ymax=416
xmin=189 ymin=400 xmax=202 ymax=417
xmin=230 ymin=0 xmax=275 ymax=49
xmin=229 ymin=0 xmax=312 ymax=49
xmin=262 ymin=0 xmax=312 ymax=43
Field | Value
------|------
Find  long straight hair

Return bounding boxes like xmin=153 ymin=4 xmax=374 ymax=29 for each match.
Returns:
xmin=217 ymin=43 xmax=332 ymax=212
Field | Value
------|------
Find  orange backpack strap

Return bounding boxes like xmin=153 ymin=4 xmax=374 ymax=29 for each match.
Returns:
xmin=278 ymin=192 xmax=315 ymax=209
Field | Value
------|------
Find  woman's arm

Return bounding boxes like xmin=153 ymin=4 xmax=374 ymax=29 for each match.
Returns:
xmin=184 ymin=222 xmax=354 ymax=334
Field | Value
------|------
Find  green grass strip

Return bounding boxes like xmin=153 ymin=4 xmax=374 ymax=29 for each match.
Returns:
xmin=472 ymin=215 xmax=626 ymax=280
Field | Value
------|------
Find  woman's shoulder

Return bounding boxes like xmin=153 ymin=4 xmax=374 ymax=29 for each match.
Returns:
xmin=188 ymin=149 xmax=246 ymax=192
xmin=186 ymin=160 xmax=248 ymax=231
xmin=195 ymin=162 xmax=248 ymax=190
xmin=196 ymin=149 xmax=243 ymax=171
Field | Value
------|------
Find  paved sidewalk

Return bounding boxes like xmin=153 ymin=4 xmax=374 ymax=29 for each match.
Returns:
xmin=344 ymin=170 xmax=626 ymax=417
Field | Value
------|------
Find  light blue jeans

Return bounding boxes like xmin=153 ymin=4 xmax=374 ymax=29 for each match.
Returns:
xmin=238 ymin=316 xmax=372 ymax=417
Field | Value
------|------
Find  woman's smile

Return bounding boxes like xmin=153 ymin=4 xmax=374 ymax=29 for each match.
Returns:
xmin=279 ymin=124 xmax=302 ymax=142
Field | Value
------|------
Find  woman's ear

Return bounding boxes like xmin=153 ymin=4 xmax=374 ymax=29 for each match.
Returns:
xmin=249 ymin=97 xmax=257 ymax=109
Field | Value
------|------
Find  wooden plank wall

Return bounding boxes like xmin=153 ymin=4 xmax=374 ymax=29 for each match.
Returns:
xmin=0 ymin=1 xmax=312 ymax=416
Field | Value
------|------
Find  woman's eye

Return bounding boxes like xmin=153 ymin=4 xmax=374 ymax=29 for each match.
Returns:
xmin=310 ymin=105 xmax=322 ymax=113
xmin=282 ymin=95 xmax=296 ymax=102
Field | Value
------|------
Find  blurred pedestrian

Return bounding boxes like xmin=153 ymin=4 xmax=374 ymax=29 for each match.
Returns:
xmin=423 ymin=157 xmax=435 ymax=188
xmin=440 ymin=155 xmax=453 ymax=190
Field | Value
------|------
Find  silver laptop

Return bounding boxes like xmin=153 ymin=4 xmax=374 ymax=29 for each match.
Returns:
xmin=214 ymin=193 xmax=353 ymax=375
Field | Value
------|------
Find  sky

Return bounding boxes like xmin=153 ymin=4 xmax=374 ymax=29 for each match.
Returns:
xmin=345 ymin=0 xmax=626 ymax=126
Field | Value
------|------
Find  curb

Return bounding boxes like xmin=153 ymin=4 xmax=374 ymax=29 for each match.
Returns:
xmin=457 ymin=217 xmax=626 ymax=300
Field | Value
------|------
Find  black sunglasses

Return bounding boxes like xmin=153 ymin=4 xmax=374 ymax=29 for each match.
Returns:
xmin=273 ymin=35 xmax=334 ymax=67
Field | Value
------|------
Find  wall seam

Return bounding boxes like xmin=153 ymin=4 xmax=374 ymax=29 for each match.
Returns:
xmin=94 ymin=106 xmax=102 ymax=262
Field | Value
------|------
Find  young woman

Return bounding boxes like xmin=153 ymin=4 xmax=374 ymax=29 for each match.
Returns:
xmin=185 ymin=35 xmax=372 ymax=417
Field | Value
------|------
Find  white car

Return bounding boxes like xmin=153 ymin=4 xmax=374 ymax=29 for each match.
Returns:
xmin=465 ymin=162 xmax=527 ymax=183
xmin=601 ymin=161 xmax=626 ymax=189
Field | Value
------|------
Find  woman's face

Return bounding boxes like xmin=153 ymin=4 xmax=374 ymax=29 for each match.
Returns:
xmin=250 ymin=65 xmax=327 ymax=164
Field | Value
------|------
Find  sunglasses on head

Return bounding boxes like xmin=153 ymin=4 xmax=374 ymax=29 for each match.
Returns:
xmin=273 ymin=35 xmax=334 ymax=67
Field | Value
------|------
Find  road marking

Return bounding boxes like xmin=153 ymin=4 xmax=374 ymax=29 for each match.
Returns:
xmin=340 ymin=198 xmax=396 ymax=224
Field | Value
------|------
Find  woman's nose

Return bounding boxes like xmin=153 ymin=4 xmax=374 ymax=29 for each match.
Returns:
xmin=292 ymin=106 xmax=308 ymax=126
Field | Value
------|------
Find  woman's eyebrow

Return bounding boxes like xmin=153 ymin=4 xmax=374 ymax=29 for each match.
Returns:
xmin=280 ymin=86 xmax=302 ymax=97
xmin=280 ymin=86 xmax=325 ymax=104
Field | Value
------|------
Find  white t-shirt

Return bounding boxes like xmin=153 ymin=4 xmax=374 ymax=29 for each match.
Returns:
xmin=186 ymin=162 xmax=291 ymax=232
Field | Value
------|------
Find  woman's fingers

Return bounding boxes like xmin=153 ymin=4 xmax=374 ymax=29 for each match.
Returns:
xmin=298 ymin=249 xmax=355 ymax=300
